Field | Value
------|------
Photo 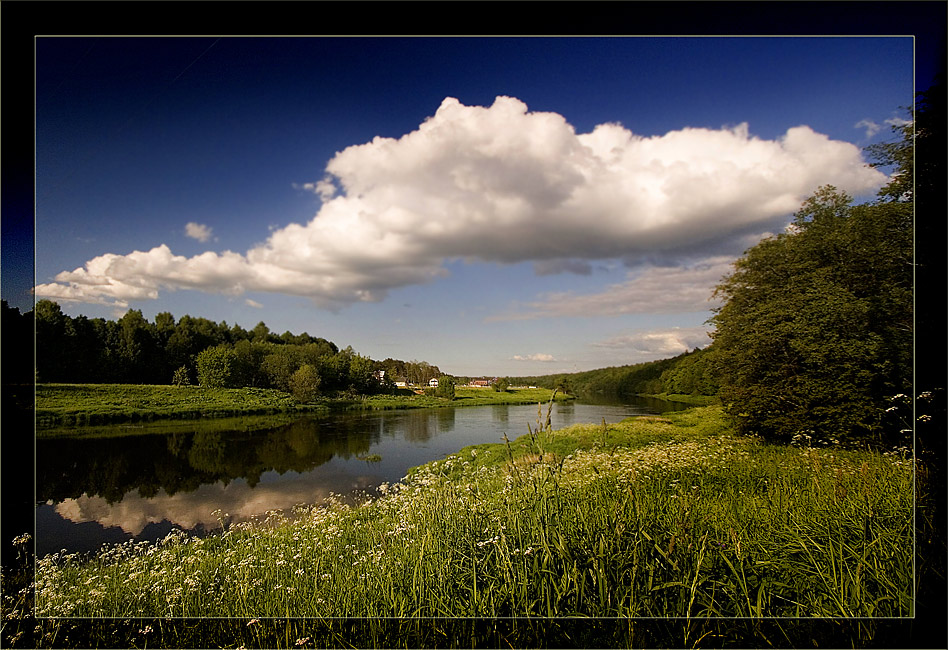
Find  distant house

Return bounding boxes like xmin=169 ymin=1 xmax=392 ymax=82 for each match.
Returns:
xmin=373 ymin=370 xmax=386 ymax=384
xmin=428 ymin=378 xmax=439 ymax=387
xmin=395 ymin=381 xmax=408 ymax=388
xmin=470 ymin=380 xmax=490 ymax=388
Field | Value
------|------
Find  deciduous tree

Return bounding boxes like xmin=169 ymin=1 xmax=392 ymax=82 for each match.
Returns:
xmin=290 ymin=363 xmax=321 ymax=402
xmin=710 ymin=175 xmax=912 ymax=444
xmin=195 ymin=344 xmax=238 ymax=388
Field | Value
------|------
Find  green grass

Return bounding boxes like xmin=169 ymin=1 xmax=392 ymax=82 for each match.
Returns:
xmin=354 ymin=387 xmax=573 ymax=410
xmin=35 ymin=384 xmax=571 ymax=431
xmin=640 ymin=392 xmax=721 ymax=406
xmin=35 ymin=405 xmax=913 ymax=625
xmin=35 ymin=384 xmax=325 ymax=428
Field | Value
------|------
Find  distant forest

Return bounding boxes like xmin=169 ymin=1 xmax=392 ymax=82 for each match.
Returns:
xmin=3 ymin=299 xmax=442 ymax=395
xmin=3 ymin=297 xmax=711 ymax=402
xmin=510 ymin=346 xmax=718 ymax=400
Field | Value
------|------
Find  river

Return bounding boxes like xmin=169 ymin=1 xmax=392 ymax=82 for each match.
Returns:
xmin=35 ymin=396 xmax=688 ymax=557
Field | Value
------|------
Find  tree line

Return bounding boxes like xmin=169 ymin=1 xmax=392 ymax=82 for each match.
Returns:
xmin=6 ymin=300 xmax=450 ymax=401
xmin=510 ymin=347 xmax=717 ymax=399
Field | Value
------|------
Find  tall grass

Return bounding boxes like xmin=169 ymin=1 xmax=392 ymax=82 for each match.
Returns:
xmin=35 ymin=405 xmax=913 ymax=626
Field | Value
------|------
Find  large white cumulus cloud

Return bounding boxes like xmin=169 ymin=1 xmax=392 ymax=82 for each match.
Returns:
xmin=34 ymin=96 xmax=886 ymax=307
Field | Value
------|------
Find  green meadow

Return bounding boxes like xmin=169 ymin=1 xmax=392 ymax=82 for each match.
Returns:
xmin=353 ymin=386 xmax=573 ymax=410
xmin=34 ymin=384 xmax=570 ymax=430
xmin=30 ymin=405 xmax=914 ymax=646
xmin=34 ymin=383 xmax=319 ymax=428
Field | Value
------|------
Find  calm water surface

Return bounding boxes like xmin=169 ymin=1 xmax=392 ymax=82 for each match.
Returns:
xmin=36 ymin=397 xmax=687 ymax=557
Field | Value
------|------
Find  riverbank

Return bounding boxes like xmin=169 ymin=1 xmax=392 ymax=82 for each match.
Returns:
xmin=34 ymin=383 xmax=572 ymax=430
xmin=342 ymin=386 xmax=573 ymax=410
xmin=637 ymin=392 xmax=720 ymax=406
xmin=34 ymin=384 xmax=323 ymax=429
xmin=33 ymin=405 xmax=914 ymax=632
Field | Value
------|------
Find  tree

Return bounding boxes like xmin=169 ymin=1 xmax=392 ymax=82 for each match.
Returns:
xmin=660 ymin=348 xmax=718 ymax=396
xmin=261 ymin=345 xmax=302 ymax=391
xmin=554 ymin=376 xmax=573 ymax=396
xmin=289 ymin=363 xmax=321 ymax=403
xmin=709 ymin=180 xmax=912 ymax=445
xmin=195 ymin=344 xmax=238 ymax=388
xmin=493 ymin=377 xmax=510 ymax=392
xmin=436 ymin=375 xmax=456 ymax=400
xmin=347 ymin=353 xmax=377 ymax=394
xmin=166 ymin=315 xmax=217 ymax=379
xmin=34 ymin=299 xmax=70 ymax=382
xmin=118 ymin=309 xmax=164 ymax=383
xmin=229 ymin=322 xmax=251 ymax=343
xmin=232 ymin=339 xmax=269 ymax=387
xmin=154 ymin=312 xmax=176 ymax=345
xmin=252 ymin=321 xmax=272 ymax=343
xmin=172 ymin=365 xmax=191 ymax=386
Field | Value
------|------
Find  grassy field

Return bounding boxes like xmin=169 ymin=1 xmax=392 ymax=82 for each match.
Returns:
xmin=34 ymin=384 xmax=570 ymax=430
xmin=28 ymin=405 xmax=915 ymax=647
xmin=351 ymin=386 xmax=573 ymax=410
xmin=34 ymin=384 xmax=324 ymax=428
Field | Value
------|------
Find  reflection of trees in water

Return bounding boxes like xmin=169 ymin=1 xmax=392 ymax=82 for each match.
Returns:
xmin=368 ymin=408 xmax=456 ymax=443
xmin=553 ymin=401 xmax=575 ymax=427
xmin=491 ymin=405 xmax=510 ymax=428
xmin=187 ymin=431 xmax=229 ymax=474
xmin=400 ymin=408 xmax=455 ymax=442
xmin=402 ymin=410 xmax=432 ymax=442
xmin=437 ymin=408 xmax=456 ymax=432
xmin=37 ymin=415 xmax=382 ymax=505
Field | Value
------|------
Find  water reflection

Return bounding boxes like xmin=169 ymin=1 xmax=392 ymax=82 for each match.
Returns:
xmin=37 ymin=415 xmax=379 ymax=505
xmin=36 ymin=398 xmax=686 ymax=556
xmin=52 ymin=463 xmax=379 ymax=538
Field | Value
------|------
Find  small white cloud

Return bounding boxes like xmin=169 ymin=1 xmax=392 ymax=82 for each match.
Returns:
xmin=245 ymin=298 xmax=263 ymax=309
xmin=513 ymin=353 xmax=556 ymax=362
xmin=856 ymin=116 xmax=912 ymax=140
xmin=185 ymin=222 xmax=213 ymax=243
xmin=593 ymin=326 xmax=712 ymax=356
xmin=296 ymin=177 xmax=337 ymax=202
xmin=884 ymin=116 xmax=912 ymax=127
xmin=854 ymin=119 xmax=882 ymax=139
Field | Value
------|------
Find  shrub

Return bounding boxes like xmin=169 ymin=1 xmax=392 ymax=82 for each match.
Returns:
xmin=172 ymin=365 xmax=191 ymax=387
xmin=196 ymin=344 xmax=238 ymax=388
xmin=436 ymin=376 xmax=456 ymax=400
xmin=290 ymin=364 xmax=321 ymax=403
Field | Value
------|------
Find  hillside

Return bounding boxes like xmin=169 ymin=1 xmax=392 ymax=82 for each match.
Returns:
xmin=510 ymin=347 xmax=718 ymax=400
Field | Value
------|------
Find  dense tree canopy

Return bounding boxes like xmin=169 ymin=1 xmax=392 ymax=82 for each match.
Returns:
xmin=29 ymin=302 xmax=439 ymax=400
xmin=510 ymin=349 xmax=717 ymax=400
xmin=708 ymin=119 xmax=914 ymax=445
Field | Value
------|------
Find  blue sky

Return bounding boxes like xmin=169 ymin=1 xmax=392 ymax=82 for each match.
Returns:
xmin=26 ymin=35 xmax=919 ymax=376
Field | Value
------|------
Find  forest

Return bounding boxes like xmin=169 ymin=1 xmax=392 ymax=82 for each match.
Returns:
xmin=511 ymin=346 xmax=717 ymax=401
xmin=2 ymin=299 xmax=441 ymax=399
